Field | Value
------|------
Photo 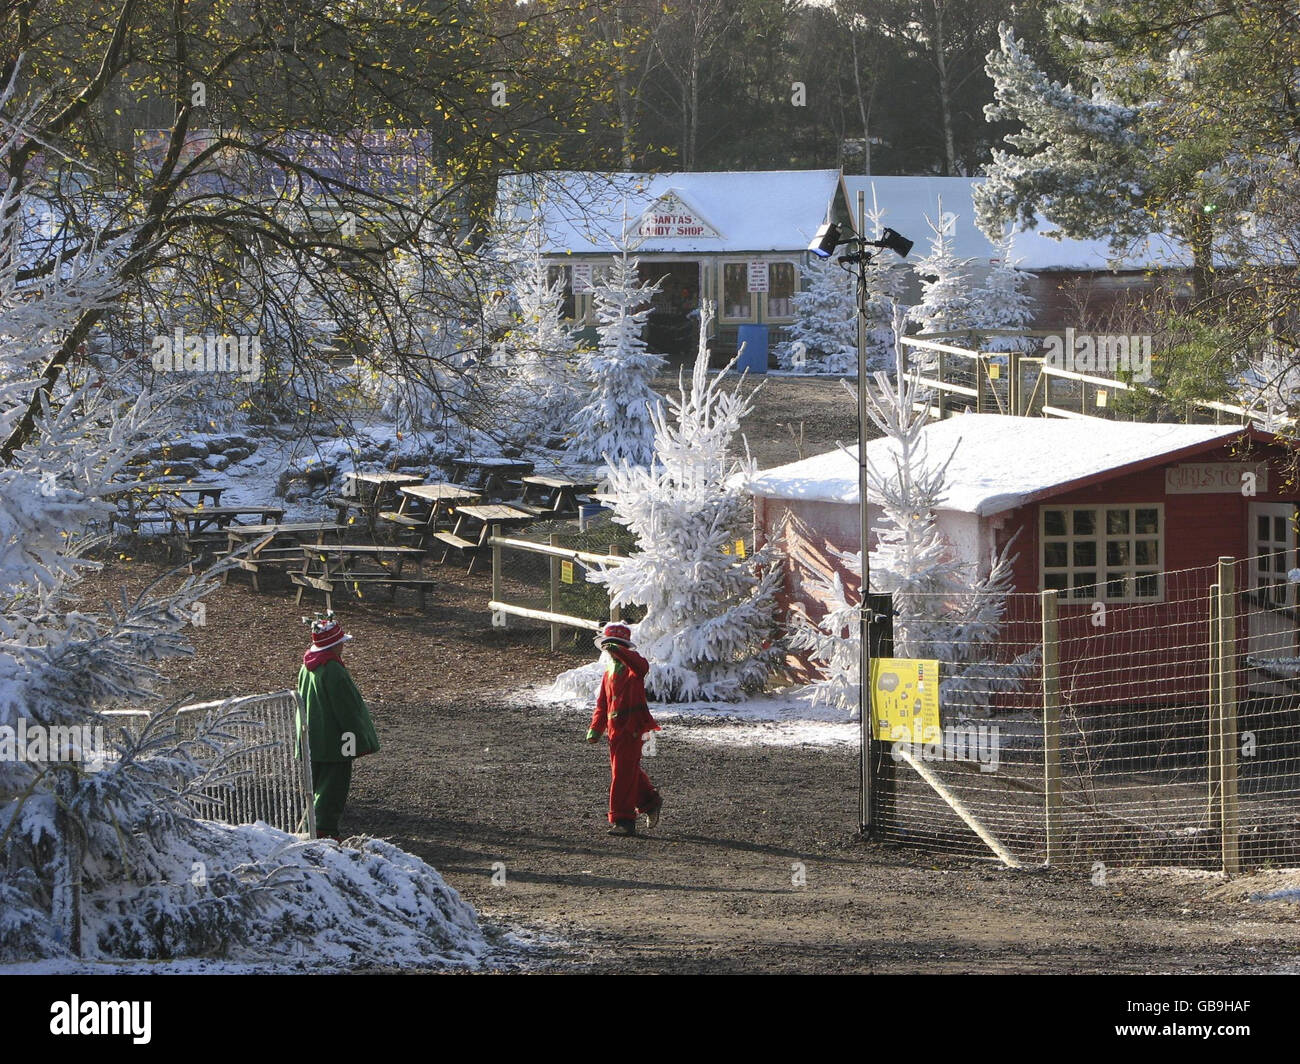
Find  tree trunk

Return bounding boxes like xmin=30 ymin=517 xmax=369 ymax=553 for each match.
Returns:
xmin=851 ymin=29 xmax=874 ymax=175
xmin=932 ymin=1 xmax=958 ymax=176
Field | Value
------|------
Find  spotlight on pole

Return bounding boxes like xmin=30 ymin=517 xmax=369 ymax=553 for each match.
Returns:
xmin=808 ymin=222 xmax=843 ymax=258
xmin=871 ymin=227 xmax=913 ymax=258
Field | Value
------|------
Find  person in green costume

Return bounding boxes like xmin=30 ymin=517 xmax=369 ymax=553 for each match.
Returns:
xmin=297 ymin=612 xmax=379 ymax=841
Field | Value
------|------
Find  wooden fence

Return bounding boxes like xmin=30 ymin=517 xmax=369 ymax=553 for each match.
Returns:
xmin=488 ymin=527 xmax=627 ymax=649
xmin=900 ymin=330 xmax=1293 ymax=428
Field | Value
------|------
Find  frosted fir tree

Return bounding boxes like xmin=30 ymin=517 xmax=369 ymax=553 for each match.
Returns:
xmin=776 ymin=255 xmax=858 ymax=374
xmin=567 ymin=248 xmax=664 ymax=467
xmin=860 ymin=200 xmax=909 ymax=371
xmin=864 ymin=309 xmax=1035 ymax=717
xmin=555 ymin=302 xmax=781 ymax=703
xmin=1240 ymin=339 xmax=1300 ymax=433
xmin=976 ymin=234 xmax=1036 ymax=353
xmin=907 ymin=202 xmax=975 ymax=367
xmin=504 ymin=247 xmax=580 ymax=440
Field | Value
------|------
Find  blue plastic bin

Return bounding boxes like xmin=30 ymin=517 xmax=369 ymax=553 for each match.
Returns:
xmin=736 ymin=324 xmax=769 ymax=374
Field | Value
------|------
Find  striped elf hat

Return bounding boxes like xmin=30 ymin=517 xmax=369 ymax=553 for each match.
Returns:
xmin=304 ymin=611 xmax=352 ymax=651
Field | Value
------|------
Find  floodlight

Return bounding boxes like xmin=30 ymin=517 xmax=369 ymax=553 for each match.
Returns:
xmin=808 ymin=222 xmax=842 ymax=258
xmin=874 ymin=226 xmax=913 ymax=258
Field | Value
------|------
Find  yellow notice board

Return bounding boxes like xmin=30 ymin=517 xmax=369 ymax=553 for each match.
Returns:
xmin=871 ymin=658 xmax=941 ymax=742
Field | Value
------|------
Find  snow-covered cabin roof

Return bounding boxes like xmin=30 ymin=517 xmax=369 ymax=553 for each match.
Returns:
xmin=841 ymin=175 xmax=1190 ymax=272
xmin=497 ymin=170 xmax=841 ymax=255
xmin=749 ymin=414 xmax=1247 ymax=517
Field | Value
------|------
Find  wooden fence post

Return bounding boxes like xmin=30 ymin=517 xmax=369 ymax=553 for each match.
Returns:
xmin=1041 ymin=589 xmax=1062 ymax=865
xmin=976 ymin=357 xmax=985 ymax=414
xmin=1009 ymin=349 xmax=1021 ymax=416
xmin=549 ymin=533 xmax=561 ymax=651
xmin=491 ymin=524 xmax=502 ymax=626
xmin=936 ymin=349 xmax=947 ymax=419
xmin=608 ymin=543 xmax=621 ymax=622
xmin=1207 ymin=582 xmax=1221 ymax=826
xmin=1217 ymin=557 xmax=1241 ymax=874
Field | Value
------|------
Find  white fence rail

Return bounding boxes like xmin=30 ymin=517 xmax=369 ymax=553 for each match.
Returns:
xmin=105 ymin=690 xmax=315 ymax=837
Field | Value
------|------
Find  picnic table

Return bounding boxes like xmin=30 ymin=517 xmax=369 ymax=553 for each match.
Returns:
xmin=166 ymin=504 xmax=285 ymax=563
xmin=379 ymin=483 xmax=481 ymax=544
xmin=330 ymin=472 xmax=425 ymax=529
xmin=436 ymin=503 xmax=537 ymax=574
xmin=222 ymin=521 xmax=346 ymax=591
xmin=291 ymin=543 xmax=435 ymax=611
xmin=107 ymin=481 xmax=227 ymax=532
xmin=167 ymin=504 xmax=286 ymax=535
xmin=520 ymin=475 xmax=601 ymax=517
xmin=448 ymin=457 xmax=534 ymax=500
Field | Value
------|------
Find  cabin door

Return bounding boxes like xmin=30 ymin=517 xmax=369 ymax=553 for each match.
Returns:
xmin=1246 ymin=502 xmax=1299 ymax=665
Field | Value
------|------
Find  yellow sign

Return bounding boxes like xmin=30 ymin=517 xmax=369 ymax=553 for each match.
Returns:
xmin=988 ymin=363 xmax=1000 ymax=379
xmin=734 ymin=538 xmax=747 ymax=558
xmin=871 ymin=658 xmax=942 ymax=742
xmin=560 ymin=560 xmax=575 ymax=584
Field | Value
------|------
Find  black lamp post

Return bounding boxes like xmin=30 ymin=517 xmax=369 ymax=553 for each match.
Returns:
xmin=807 ymin=206 xmax=911 ymax=837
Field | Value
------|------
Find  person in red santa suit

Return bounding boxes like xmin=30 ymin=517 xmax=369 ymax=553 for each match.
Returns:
xmin=586 ymin=622 xmax=663 ymax=836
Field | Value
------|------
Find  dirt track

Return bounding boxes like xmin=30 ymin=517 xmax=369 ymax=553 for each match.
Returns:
xmin=83 ymin=548 xmax=1300 ymax=975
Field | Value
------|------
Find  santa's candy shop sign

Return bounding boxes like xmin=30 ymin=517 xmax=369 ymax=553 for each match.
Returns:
xmin=635 ymin=192 xmax=721 ymax=240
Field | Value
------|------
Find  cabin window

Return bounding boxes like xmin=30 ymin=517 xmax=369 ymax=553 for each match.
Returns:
xmin=1041 ymin=505 xmax=1163 ymax=602
xmin=766 ymin=262 xmax=797 ymax=319
xmin=722 ymin=263 xmax=752 ymax=320
xmin=546 ymin=264 xmax=576 ymax=320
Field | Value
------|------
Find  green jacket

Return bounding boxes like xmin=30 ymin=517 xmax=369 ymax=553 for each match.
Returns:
xmin=296 ymin=659 xmax=380 ymax=762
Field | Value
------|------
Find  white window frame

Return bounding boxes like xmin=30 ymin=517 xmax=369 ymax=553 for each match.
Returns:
xmin=720 ymin=260 xmax=756 ymax=322
xmin=763 ymin=259 xmax=799 ymax=321
xmin=1040 ymin=503 xmax=1165 ymax=604
xmin=1248 ymin=502 xmax=1297 ymax=610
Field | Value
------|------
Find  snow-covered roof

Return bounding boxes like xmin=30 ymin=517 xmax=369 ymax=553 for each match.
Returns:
xmin=842 ymin=175 xmax=1190 ymax=272
xmin=749 ymin=414 xmax=1245 ymax=516
xmin=497 ymin=170 xmax=841 ymax=255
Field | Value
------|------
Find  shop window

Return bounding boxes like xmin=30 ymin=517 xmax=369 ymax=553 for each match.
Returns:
xmin=767 ymin=262 xmax=797 ymax=318
xmin=546 ymin=264 xmax=576 ymax=320
xmin=722 ymin=263 xmax=752 ymax=320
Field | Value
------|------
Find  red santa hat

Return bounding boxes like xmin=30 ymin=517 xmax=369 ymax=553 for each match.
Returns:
xmin=304 ymin=611 xmax=352 ymax=651
xmin=595 ymin=621 xmax=634 ymax=649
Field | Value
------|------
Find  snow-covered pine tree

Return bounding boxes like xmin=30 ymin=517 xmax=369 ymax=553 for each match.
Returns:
xmin=976 ymin=234 xmax=1036 ymax=353
xmin=906 ymin=201 xmax=975 ymax=368
xmin=864 ymin=309 xmax=1035 ymax=716
xmin=505 ymin=246 xmax=580 ymax=442
xmin=776 ymin=255 xmax=858 ymax=374
xmin=556 ymin=302 xmax=781 ymax=703
xmin=861 ymin=199 xmax=909 ymax=371
xmin=567 ymin=248 xmax=664 ymax=467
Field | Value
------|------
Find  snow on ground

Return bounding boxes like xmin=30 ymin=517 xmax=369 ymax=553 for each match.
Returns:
xmin=530 ymin=679 xmax=859 ymax=749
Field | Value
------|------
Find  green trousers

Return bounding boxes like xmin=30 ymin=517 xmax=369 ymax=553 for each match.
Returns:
xmin=311 ymin=759 xmax=354 ymax=838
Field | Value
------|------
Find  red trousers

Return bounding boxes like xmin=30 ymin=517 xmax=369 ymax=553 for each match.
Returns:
xmin=608 ymin=730 xmax=659 ymax=823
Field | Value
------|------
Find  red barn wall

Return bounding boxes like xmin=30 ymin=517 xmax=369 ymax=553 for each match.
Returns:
xmin=995 ymin=438 xmax=1297 ymax=705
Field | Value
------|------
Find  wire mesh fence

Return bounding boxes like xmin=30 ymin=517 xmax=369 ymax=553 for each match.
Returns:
xmin=487 ymin=515 xmax=643 ymax=644
xmin=871 ymin=556 xmax=1300 ymax=872
xmin=104 ymin=691 xmax=315 ymax=837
